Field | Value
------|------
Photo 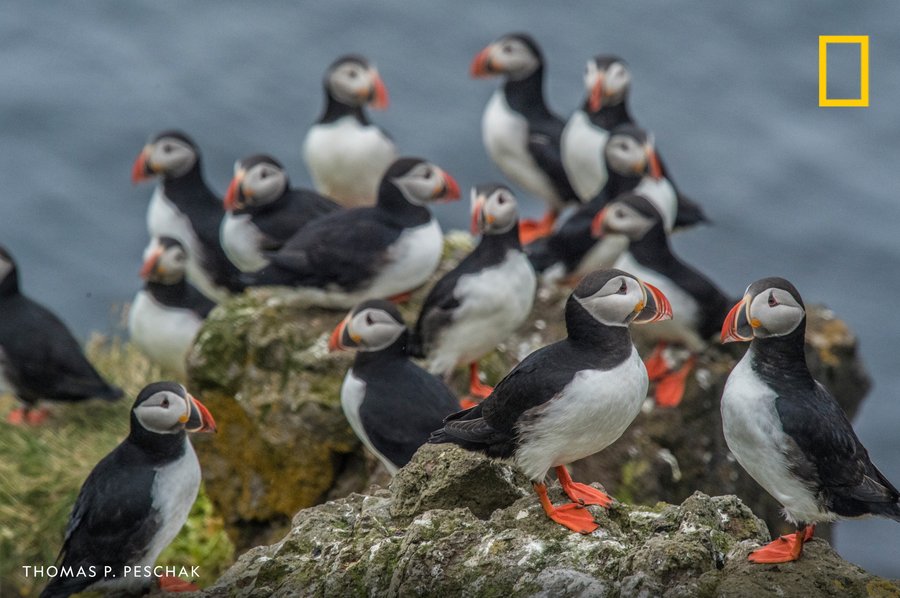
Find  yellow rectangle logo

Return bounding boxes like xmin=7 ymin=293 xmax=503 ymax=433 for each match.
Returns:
xmin=819 ymin=35 xmax=869 ymax=107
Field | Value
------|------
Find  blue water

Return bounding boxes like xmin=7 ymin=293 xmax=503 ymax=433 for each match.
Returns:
xmin=2 ymin=0 xmax=899 ymax=577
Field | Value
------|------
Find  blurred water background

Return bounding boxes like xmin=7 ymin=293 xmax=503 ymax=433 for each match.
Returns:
xmin=1 ymin=0 xmax=898 ymax=576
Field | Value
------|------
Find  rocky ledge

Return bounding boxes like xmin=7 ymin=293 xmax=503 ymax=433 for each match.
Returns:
xmin=196 ymin=444 xmax=899 ymax=598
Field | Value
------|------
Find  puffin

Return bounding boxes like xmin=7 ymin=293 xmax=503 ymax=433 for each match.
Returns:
xmin=590 ymin=193 xmax=731 ymax=407
xmin=128 ymin=237 xmax=216 ymax=377
xmin=430 ymin=269 xmax=672 ymax=533
xmin=302 ymin=54 xmax=398 ymax=207
xmin=470 ymin=32 xmax=579 ymax=242
xmin=328 ymin=300 xmax=459 ymax=473
xmin=40 ymin=382 xmax=216 ymax=598
xmin=410 ymin=183 xmax=536 ymax=405
xmin=528 ymin=124 xmax=681 ymax=280
xmin=720 ymin=277 xmax=900 ymax=563
xmin=243 ymin=157 xmax=460 ymax=309
xmin=560 ymin=55 xmax=635 ymax=201
xmin=131 ymin=130 xmax=243 ymax=302
xmin=220 ymin=154 xmax=341 ymax=272
xmin=0 ymin=246 xmax=123 ymax=425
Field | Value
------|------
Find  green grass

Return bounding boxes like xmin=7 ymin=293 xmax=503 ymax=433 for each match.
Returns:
xmin=0 ymin=336 xmax=234 ymax=597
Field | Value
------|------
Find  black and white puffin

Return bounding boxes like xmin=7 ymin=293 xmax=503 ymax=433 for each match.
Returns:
xmin=528 ymin=124 xmax=672 ymax=280
xmin=220 ymin=154 xmax=341 ymax=272
xmin=244 ymin=157 xmax=459 ymax=309
xmin=131 ymin=130 xmax=243 ymax=302
xmin=328 ymin=300 xmax=459 ymax=473
xmin=129 ymin=237 xmax=215 ymax=377
xmin=302 ymin=55 xmax=398 ymax=207
xmin=471 ymin=33 xmax=579 ymax=242
xmin=430 ymin=269 xmax=672 ymax=533
xmin=411 ymin=183 xmax=536 ymax=405
xmin=40 ymin=382 xmax=216 ymax=598
xmin=0 ymin=246 xmax=123 ymax=425
xmin=720 ymin=277 xmax=900 ymax=563
xmin=590 ymin=194 xmax=731 ymax=406
xmin=561 ymin=55 xmax=635 ymax=201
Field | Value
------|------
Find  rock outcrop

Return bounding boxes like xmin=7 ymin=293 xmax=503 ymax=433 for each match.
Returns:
xmin=186 ymin=234 xmax=871 ymax=552
xmin=197 ymin=444 xmax=899 ymax=598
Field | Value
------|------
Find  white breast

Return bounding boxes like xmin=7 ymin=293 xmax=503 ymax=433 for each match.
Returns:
xmin=341 ymin=369 xmax=398 ymax=474
xmin=721 ymin=353 xmax=830 ymax=524
xmin=220 ymin=212 xmax=267 ymax=272
xmin=143 ymin=439 xmax=202 ymax=564
xmin=514 ymin=346 xmax=647 ymax=481
xmin=128 ymin=291 xmax=204 ymax=377
xmin=561 ymin=110 xmax=609 ymax=201
xmin=302 ymin=116 xmax=397 ymax=208
xmin=482 ymin=91 xmax=562 ymax=209
xmin=427 ymin=250 xmax=536 ymax=376
xmin=634 ymin=178 xmax=677 ymax=233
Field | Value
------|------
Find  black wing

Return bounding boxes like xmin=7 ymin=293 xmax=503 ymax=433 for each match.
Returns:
xmin=527 ymin=124 xmax=580 ymax=207
xmin=252 ymin=190 xmax=342 ymax=246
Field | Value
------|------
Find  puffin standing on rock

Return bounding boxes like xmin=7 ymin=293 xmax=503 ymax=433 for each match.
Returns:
xmin=329 ymin=300 xmax=459 ymax=473
xmin=129 ymin=237 xmax=215 ymax=377
xmin=244 ymin=157 xmax=459 ymax=309
xmin=590 ymin=194 xmax=731 ymax=407
xmin=131 ymin=130 xmax=243 ymax=302
xmin=220 ymin=154 xmax=340 ymax=272
xmin=0 ymin=246 xmax=123 ymax=425
xmin=721 ymin=277 xmax=900 ymax=563
xmin=471 ymin=33 xmax=579 ymax=242
xmin=302 ymin=54 xmax=398 ymax=207
xmin=411 ymin=183 xmax=536 ymax=406
xmin=40 ymin=382 xmax=216 ymax=598
xmin=430 ymin=269 xmax=672 ymax=533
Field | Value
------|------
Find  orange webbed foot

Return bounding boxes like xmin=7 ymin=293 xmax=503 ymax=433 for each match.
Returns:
xmin=545 ymin=502 xmax=600 ymax=534
xmin=748 ymin=525 xmax=815 ymax=564
xmin=643 ymin=342 xmax=669 ymax=381
xmin=556 ymin=466 xmax=613 ymax=507
xmin=518 ymin=213 xmax=557 ymax=244
xmin=653 ymin=356 xmax=696 ymax=408
xmin=6 ymin=407 xmax=50 ymax=426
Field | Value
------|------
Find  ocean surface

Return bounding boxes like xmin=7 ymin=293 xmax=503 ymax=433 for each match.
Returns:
xmin=2 ymin=1 xmax=899 ymax=577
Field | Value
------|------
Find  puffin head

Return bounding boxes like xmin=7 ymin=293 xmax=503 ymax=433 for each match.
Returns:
xmin=591 ymin=193 xmax=662 ymax=241
xmin=140 ymin=237 xmax=188 ymax=285
xmin=0 ymin=245 xmax=18 ymax=291
xmin=132 ymin=381 xmax=216 ymax=435
xmin=225 ymin=154 xmax=288 ymax=212
xmin=328 ymin=300 xmax=407 ymax=353
xmin=572 ymin=269 xmax=672 ymax=327
xmin=131 ymin=130 xmax=200 ymax=183
xmin=382 ymin=157 xmax=460 ymax=206
xmin=470 ymin=32 xmax=543 ymax=80
xmin=722 ymin=277 xmax=806 ymax=343
xmin=324 ymin=54 xmax=389 ymax=110
xmin=604 ymin=124 xmax=662 ymax=181
xmin=585 ymin=55 xmax=631 ymax=113
xmin=470 ymin=183 xmax=519 ymax=235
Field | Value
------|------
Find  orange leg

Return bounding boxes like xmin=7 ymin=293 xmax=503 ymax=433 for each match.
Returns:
xmin=654 ymin=356 xmax=696 ymax=408
xmin=748 ymin=525 xmax=815 ymax=564
xmin=519 ymin=212 xmax=557 ymax=244
xmin=388 ymin=291 xmax=414 ymax=304
xmin=158 ymin=576 xmax=200 ymax=592
xmin=643 ymin=342 xmax=669 ymax=381
xmin=459 ymin=362 xmax=493 ymax=409
xmin=6 ymin=406 xmax=50 ymax=426
xmin=556 ymin=466 xmax=614 ymax=507
xmin=534 ymin=482 xmax=598 ymax=534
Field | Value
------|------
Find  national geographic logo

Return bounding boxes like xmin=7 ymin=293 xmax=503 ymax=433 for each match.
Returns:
xmin=818 ymin=35 xmax=869 ymax=107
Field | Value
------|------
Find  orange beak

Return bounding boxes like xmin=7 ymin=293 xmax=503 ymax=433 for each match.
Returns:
xmin=470 ymin=195 xmax=485 ymax=235
xmin=139 ymin=246 xmax=163 ymax=280
xmin=633 ymin=281 xmax=673 ymax=324
xmin=185 ymin=394 xmax=217 ymax=433
xmin=470 ymin=46 xmax=494 ymax=78
xmin=224 ymin=171 xmax=244 ymax=211
xmin=646 ymin=146 xmax=663 ymax=180
xmin=589 ymin=75 xmax=605 ymax=112
xmin=328 ymin=315 xmax=351 ymax=352
xmin=590 ymin=206 xmax=609 ymax=238
xmin=435 ymin=170 xmax=461 ymax=202
xmin=370 ymin=72 xmax=389 ymax=110
xmin=131 ymin=146 xmax=153 ymax=184
xmin=721 ymin=297 xmax=754 ymax=343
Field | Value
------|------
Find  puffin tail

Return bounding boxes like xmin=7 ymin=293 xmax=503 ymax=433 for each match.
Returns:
xmin=98 ymin=384 xmax=125 ymax=402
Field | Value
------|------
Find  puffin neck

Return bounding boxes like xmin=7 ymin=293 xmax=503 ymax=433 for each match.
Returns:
xmin=478 ymin=224 xmax=522 ymax=252
xmin=604 ymin=169 xmax=642 ymax=199
xmin=502 ymin=67 xmax=553 ymax=119
xmin=127 ymin=414 xmax=188 ymax=463
xmin=564 ymin=295 xmax=633 ymax=358
xmin=146 ymin=278 xmax=190 ymax=306
xmin=749 ymin=321 xmax=815 ymax=384
xmin=0 ymin=271 xmax=19 ymax=296
xmin=236 ymin=191 xmax=288 ymax=216
xmin=585 ymin=100 xmax=632 ymax=130
xmin=319 ymin=91 xmax=369 ymax=125
xmin=375 ymin=181 xmax=432 ymax=227
xmin=352 ymin=331 xmax=410 ymax=367
xmin=628 ymin=223 xmax=676 ymax=268
xmin=162 ymin=162 xmax=211 ymax=198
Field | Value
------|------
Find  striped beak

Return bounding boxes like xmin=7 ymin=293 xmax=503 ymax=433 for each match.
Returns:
xmin=590 ymin=206 xmax=609 ymax=238
xmin=224 ymin=169 xmax=245 ymax=211
xmin=139 ymin=245 xmax=164 ymax=280
xmin=328 ymin=315 xmax=361 ymax=352
xmin=632 ymin=281 xmax=673 ymax=324
xmin=470 ymin=45 xmax=496 ymax=78
xmin=589 ymin=74 xmax=605 ymax=112
xmin=184 ymin=394 xmax=217 ymax=433
xmin=721 ymin=296 xmax=754 ymax=343
xmin=131 ymin=145 xmax=154 ymax=184
xmin=433 ymin=169 xmax=461 ymax=202
xmin=369 ymin=70 xmax=389 ymax=110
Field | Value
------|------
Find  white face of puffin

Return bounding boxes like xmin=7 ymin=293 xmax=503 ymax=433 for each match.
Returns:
xmin=726 ymin=286 xmax=805 ymax=341
xmin=144 ymin=136 xmax=197 ymax=178
xmin=141 ymin=238 xmax=188 ymax=284
xmin=239 ymin=162 xmax=288 ymax=207
xmin=584 ymin=59 xmax=631 ymax=111
xmin=605 ymin=132 xmax=649 ymax=177
xmin=603 ymin=62 xmax=631 ymax=100
xmin=327 ymin=59 xmax=388 ymax=109
xmin=576 ymin=273 xmax=671 ymax=327
xmin=134 ymin=385 xmax=215 ymax=435
xmin=391 ymin=162 xmax=458 ymax=206
xmin=470 ymin=186 xmax=518 ymax=235
xmin=473 ymin=36 xmax=541 ymax=80
xmin=329 ymin=306 xmax=406 ymax=352
xmin=594 ymin=200 xmax=656 ymax=240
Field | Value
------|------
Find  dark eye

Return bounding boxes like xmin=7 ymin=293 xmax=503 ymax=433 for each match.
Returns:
xmin=163 ymin=144 xmax=173 ymax=153
xmin=618 ymin=280 xmax=628 ymax=294
xmin=424 ymin=170 xmax=433 ymax=180
xmin=502 ymin=44 xmax=512 ymax=53
xmin=497 ymin=195 xmax=506 ymax=205
xmin=615 ymin=209 xmax=625 ymax=218
xmin=366 ymin=314 xmax=374 ymax=326
xmin=768 ymin=292 xmax=778 ymax=307
xmin=260 ymin=170 xmax=268 ymax=179
xmin=348 ymin=70 xmax=358 ymax=79
xmin=161 ymin=397 xmax=170 ymax=408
